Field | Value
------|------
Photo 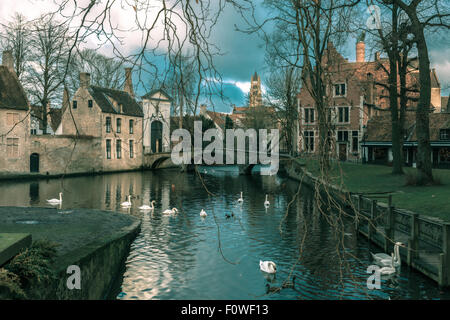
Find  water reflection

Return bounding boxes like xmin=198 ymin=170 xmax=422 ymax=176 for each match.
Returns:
xmin=0 ymin=167 xmax=449 ymax=300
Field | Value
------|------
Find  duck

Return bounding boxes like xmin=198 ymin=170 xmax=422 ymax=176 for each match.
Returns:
xmin=47 ymin=192 xmax=62 ymax=205
xmin=260 ymin=260 xmax=277 ymax=274
xmin=121 ymin=195 xmax=132 ymax=207
xmin=139 ymin=200 xmax=156 ymax=211
xmin=265 ymin=284 xmax=280 ymax=294
xmin=281 ymin=275 xmax=297 ymax=289
xmin=372 ymin=242 xmax=404 ymax=268
xmin=200 ymin=209 xmax=207 ymax=217
xmin=237 ymin=191 xmax=244 ymax=204
xmin=163 ymin=208 xmax=178 ymax=215
xmin=379 ymin=253 xmax=397 ymax=276
xmin=264 ymin=194 xmax=270 ymax=208
xmin=225 ymin=212 xmax=234 ymax=219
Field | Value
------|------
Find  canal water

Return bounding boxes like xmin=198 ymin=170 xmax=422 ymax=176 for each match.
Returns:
xmin=0 ymin=167 xmax=449 ymax=300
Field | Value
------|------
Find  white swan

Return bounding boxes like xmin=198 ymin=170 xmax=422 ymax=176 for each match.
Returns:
xmin=264 ymin=194 xmax=270 ymax=208
xmin=121 ymin=195 xmax=132 ymax=207
xmin=200 ymin=209 xmax=207 ymax=217
xmin=163 ymin=208 xmax=178 ymax=215
xmin=260 ymin=260 xmax=277 ymax=274
xmin=47 ymin=192 xmax=62 ymax=205
xmin=371 ymin=242 xmax=404 ymax=267
xmin=379 ymin=253 xmax=397 ymax=276
xmin=237 ymin=191 xmax=243 ymax=204
xmin=139 ymin=200 xmax=156 ymax=211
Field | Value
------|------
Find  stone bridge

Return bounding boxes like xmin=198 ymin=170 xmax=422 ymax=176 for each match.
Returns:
xmin=143 ymin=149 xmax=293 ymax=174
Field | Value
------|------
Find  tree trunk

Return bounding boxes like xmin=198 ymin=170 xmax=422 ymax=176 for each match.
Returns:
xmin=414 ymin=29 xmax=433 ymax=184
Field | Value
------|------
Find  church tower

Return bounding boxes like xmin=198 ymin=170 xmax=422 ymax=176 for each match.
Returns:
xmin=249 ymin=72 xmax=262 ymax=107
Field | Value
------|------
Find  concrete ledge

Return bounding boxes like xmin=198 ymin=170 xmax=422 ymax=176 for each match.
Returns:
xmin=0 ymin=206 xmax=141 ymax=299
xmin=0 ymin=233 xmax=32 ymax=266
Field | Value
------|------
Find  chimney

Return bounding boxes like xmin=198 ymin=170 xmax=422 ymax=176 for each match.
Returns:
xmin=200 ymin=104 xmax=207 ymax=115
xmin=375 ymin=52 xmax=381 ymax=61
xmin=124 ymin=68 xmax=135 ymax=98
xmin=80 ymin=72 xmax=91 ymax=88
xmin=2 ymin=51 xmax=15 ymax=74
xmin=356 ymin=41 xmax=365 ymax=63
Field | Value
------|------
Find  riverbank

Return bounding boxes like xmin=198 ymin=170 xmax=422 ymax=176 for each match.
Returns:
xmin=299 ymin=159 xmax=450 ymax=222
xmin=0 ymin=206 xmax=140 ymax=299
xmin=285 ymin=159 xmax=450 ymax=287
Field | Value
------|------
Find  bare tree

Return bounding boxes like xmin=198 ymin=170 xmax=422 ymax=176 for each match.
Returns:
xmin=24 ymin=15 xmax=73 ymax=134
xmin=66 ymin=48 xmax=125 ymax=93
xmin=0 ymin=13 xmax=30 ymax=80
xmin=265 ymin=66 xmax=302 ymax=155
xmin=388 ymin=0 xmax=450 ymax=184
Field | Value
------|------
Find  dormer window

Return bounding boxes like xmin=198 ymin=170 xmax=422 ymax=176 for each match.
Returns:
xmin=334 ymin=83 xmax=346 ymax=97
xmin=440 ymin=129 xmax=450 ymax=140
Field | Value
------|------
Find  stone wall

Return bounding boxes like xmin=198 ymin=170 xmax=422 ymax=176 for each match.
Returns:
xmin=29 ymin=135 xmax=103 ymax=175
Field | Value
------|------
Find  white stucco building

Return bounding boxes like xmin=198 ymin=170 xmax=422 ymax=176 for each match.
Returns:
xmin=141 ymin=90 xmax=172 ymax=154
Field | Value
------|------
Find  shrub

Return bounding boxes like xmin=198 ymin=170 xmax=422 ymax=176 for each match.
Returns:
xmin=4 ymin=239 xmax=59 ymax=290
xmin=0 ymin=268 xmax=27 ymax=299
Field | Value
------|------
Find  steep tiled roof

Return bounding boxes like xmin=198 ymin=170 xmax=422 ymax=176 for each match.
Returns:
xmin=442 ymin=96 xmax=449 ymax=113
xmin=205 ymin=110 xmax=226 ymax=129
xmin=0 ymin=66 xmax=29 ymax=110
xmin=49 ymin=108 xmax=62 ymax=132
xmin=89 ymin=86 xmax=143 ymax=117
xmin=364 ymin=112 xmax=450 ymax=142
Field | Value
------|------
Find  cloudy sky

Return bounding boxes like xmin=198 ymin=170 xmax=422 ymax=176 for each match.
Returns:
xmin=0 ymin=0 xmax=449 ymax=113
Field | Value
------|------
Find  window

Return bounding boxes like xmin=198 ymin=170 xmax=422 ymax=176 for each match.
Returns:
xmin=304 ymin=131 xmax=314 ymax=152
xmin=7 ymin=138 xmax=19 ymax=158
xmin=337 ymin=130 xmax=349 ymax=142
xmin=352 ymin=131 xmax=359 ymax=152
xmin=129 ymin=140 xmax=134 ymax=158
xmin=338 ymin=107 xmax=350 ymax=123
xmin=6 ymin=113 xmax=19 ymax=126
xmin=73 ymin=100 xmax=77 ymax=109
xmin=31 ymin=129 xmax=37 ymax=135
xmin=440 ymin=129 xmax=450 ymax=141
xmin=88 ymin=100 xmax=93 ymax=108
xmin=117 ymin=118 xmax=122 ymax=133
xmin=334 ymin=83 xmax=346 ymax=97
xmin=106 ymin=139 xmax=111 ymax=159
xmin=304 ymin=108 xmax=315 ymax=124
xmin=129 ymin=119 xmax=134 ymax=134
xmin=106 ymin=117 xmax=111 ymax=133
xmin=116 ymin=140 xmax=122 ymax=159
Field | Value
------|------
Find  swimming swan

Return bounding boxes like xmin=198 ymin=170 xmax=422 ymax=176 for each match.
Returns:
xmin=200 ymin=209 xmax=207 ymax=217
xmin=121 ymin=195 xmax=132 ymax=207
xmin=47 ymin=192 xmax=62 ymax=205
xmin=260 ymin=260 xmax=277 ymax=274
xmin=264 ymin=194 xmax=270 ymax=208
xmin=379 ymin=253 xmax=397 ymax=276
xmin=237 ymin=191 xmax=243 ymax=204
xmin=372 ymin=242 xmax=404 ymax=267
xmin=163 ymin=208 xmax=178 ymax=215
xmin=139 ymin=200 xmax=156 ymax=211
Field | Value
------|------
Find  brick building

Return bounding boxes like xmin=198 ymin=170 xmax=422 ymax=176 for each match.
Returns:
xmin=297 ymin=41 xmax=443 ymax=161
xmin=0 ymin=51 xmax=31 ymax=174
xmin=363 ymin=112 xmax=450 ymax=168
xmin=58 ymin=71 xmax=144 ymax=172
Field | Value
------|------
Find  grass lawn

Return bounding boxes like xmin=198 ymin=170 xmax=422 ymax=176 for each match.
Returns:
xmin=301 ymin=159 xmax=450 ymax=222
